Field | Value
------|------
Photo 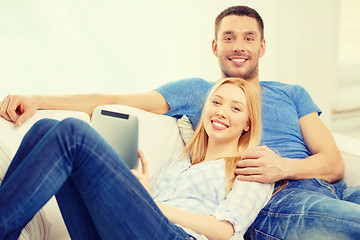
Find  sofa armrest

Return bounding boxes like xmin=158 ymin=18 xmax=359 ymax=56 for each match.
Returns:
xmin=0 ymin=110 xmax=90 ymax=159
xmin=332 ymin=132 xmax=360 ymax=186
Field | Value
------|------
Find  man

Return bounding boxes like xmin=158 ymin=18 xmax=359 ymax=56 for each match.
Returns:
xmin=1 ymin=5 xmax=360 ymax=239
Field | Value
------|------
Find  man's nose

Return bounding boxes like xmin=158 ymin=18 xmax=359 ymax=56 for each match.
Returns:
xmin=232 ymin=39 xmax=245 ymax=52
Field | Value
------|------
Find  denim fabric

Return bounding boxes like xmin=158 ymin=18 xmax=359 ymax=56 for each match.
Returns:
xmin=0 ymin=118 xmax=194 ymax=240
xmin=246 ymin=179 xmax=360 ymax=240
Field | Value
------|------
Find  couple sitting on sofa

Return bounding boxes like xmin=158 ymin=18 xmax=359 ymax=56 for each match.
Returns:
xmin=1 ymin=5 xmax=360 ymax=240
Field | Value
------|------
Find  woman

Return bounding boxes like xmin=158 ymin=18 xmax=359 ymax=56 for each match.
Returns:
xmin=0 ymin=78 xmax=273 ymax=240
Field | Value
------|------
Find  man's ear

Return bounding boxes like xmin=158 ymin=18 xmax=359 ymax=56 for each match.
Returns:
xmin=212 ymin=39 xmax=218 ymax=56
xmin=259 ymin=38 xmax=266 ymax=57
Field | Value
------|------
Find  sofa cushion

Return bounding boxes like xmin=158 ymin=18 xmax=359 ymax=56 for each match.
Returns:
xmin=177 ymin=115 xmax=195 ymax=145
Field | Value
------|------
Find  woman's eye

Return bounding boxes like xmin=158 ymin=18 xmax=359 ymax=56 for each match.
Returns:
xmin=232 ymin=107 xmax=241 ymax=112
xmin=212 ymin=100 xmax=220 ymax=105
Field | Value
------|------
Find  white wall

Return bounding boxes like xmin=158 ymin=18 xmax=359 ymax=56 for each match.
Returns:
xmin=0 ymin=0 xmax=341 ymax=126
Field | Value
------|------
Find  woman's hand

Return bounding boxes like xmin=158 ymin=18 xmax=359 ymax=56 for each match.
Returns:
xmin=131 ymin=150 xmax=151 ymax=194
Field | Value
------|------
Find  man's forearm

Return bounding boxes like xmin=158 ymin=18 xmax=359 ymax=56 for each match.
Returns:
xmin=35 ymin=91 xmax=170 ymax=117
xmin=283 ymin=150 xmax=344 ymax=183
xmin=35 ymin=94 xmax=118 ymax=116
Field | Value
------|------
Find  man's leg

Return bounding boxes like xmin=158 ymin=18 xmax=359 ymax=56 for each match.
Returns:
xmin=342 ymin=184 xmax=360 ymax=205
xmin=248 ymin=179 xmax=360 ymax=240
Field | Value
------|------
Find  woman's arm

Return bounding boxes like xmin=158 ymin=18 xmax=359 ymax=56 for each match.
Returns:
xmin=212 ymin=180 xmax=274 ymax=238
xmin=156 ymin=203 xmax=234 ymax=240
xmin=132 ymin=151 xmax=234 ymax=240
xmin=157 ymin=181 xmax=273 ymax=240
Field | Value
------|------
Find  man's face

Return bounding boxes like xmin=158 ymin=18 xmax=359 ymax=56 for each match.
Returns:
xmin=212 ymin=15 xmax=266 ymax=81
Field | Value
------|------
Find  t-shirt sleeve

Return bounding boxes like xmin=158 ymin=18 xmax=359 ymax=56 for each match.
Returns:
xmin=210 ymin=181 xmax=274 ymax=239
xmin=292 ymin=85 xmax=322 ymax=118
xmin=155 ymin=78 xmax=215 ymax=128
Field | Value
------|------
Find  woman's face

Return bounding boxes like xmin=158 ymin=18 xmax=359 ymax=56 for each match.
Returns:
xmin=204 ymin=83 xmax=250 ymax=146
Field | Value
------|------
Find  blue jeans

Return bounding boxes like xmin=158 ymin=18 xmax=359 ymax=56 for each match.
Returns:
xmin=246 ymin=179 xmax=360 ymax=240
xmin=0 ymin=118 xmax=193 ymax=240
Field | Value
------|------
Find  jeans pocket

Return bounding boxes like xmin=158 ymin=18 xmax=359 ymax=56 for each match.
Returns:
xmin=313 ymin=178 xmax=336 ymax=194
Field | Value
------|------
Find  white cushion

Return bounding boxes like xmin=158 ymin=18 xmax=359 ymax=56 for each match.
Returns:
xmin=333 ymin=132 xmax=360 ymax=187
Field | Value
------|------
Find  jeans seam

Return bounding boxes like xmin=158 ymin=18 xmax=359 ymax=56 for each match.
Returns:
xmin=259 ymin=210 xmax=360 ymax=227
xmin=253 ymin=228 xmax=281 ymax=240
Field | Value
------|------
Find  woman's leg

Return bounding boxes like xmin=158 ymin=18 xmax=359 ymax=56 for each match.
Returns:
xmin=56 ymin=179 xmax=102 ymax=240
xmin=49 ymin=119 xmax=192 ymax=239
xmin=0 ymin=118 xmax=192 ymax=240
xmin=2 ymin=118 xmax=59 ymax=182
xmin=0 ymin=119 xmax=101 ymax=239
xmin=0 ymin=119 xmax=63 ymax=239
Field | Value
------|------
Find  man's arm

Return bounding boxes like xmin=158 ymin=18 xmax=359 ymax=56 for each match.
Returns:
xmin=235 ymin=112 xmax=344 ymax=183
xmin=0 ymin=91 xmax=169 ymax=126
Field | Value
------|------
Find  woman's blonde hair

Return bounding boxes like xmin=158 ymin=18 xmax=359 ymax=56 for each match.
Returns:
xmin=184 ymin=77 xmax=262 ymax=192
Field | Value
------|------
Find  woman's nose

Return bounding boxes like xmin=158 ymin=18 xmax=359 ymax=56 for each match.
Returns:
xmin=215 ymin=109 xmax=227 ymax=118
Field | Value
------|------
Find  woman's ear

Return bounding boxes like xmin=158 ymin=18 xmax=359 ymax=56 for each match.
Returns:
xmin=244 ymin=124 xmax=250 ymax=132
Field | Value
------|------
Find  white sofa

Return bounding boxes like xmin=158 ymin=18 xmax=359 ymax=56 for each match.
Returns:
xmin=0 ymin=105 xmax=359 ymax=240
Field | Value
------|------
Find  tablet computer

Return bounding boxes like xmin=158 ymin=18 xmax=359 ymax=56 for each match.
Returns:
xmin=92 ymin=109 xmax=138 ymax=169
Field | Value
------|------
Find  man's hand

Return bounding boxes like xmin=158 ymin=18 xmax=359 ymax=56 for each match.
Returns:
xmin=235 ymin=146 xmax=288 ymax=183
xmin=131 ymin=150 xmax=151 ymax=194
xmin=0 ymin=95 xmax=38 ymax=126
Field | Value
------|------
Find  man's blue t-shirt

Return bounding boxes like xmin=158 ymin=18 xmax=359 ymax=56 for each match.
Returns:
xmin=155 ymin=78 xmax=321 ymax=159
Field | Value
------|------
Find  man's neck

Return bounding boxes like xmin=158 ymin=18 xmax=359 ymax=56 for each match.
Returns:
xmin=220 ymin=75 xmax=262 ymax=92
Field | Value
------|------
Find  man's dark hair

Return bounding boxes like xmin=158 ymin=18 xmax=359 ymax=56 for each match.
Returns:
xmin=215 ymin=5 xmax=264 ymax=40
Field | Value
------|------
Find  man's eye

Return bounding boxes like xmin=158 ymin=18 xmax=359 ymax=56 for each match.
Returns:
xmin=246 ymin=37 xmax=254 ymax=41
xmin=224 ymin=37 xmax=233 ymax=41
